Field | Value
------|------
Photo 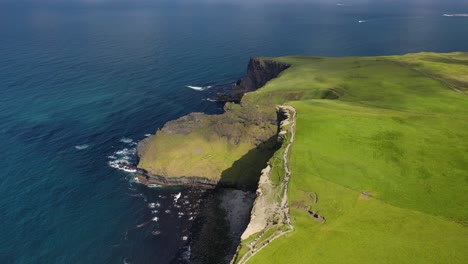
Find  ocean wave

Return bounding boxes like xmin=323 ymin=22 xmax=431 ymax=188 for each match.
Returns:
xmin=129 ymin=176 xmax=140 ymax=183
xmin=203 ymin=98 xmax=218 ymax=102
xmin=120 ymin=137 xmax=136 ymax=145
xmin=115 ymin=148 xmax=136 ymax=156
xmin=148 ymin=202 xmax=161 ymax=209
xmin=108 ymin=136 xmax=139 ymax=173
xmin=108 ymin=159 xmax=137 ymax=173
xmin=182 ymin=245 xmax=191 ymax=261
xmin=108 ymin=139 xmax=138 ymax=172
xmin=174 ymin=192 xmax=181 ymax=203
xmin=75 ymin=144 xmax=89 ymax=150
xmin=186 ymin=85 xmax=212 ymax=91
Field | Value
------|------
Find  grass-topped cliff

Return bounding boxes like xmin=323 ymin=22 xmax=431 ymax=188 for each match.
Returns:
xmin=137 ymin=58 xmax=290 ymax=189
xmin=140 ymin=52 xmax=468 ymax=263
xmin=235 ymin=52 xmax=468 ymax=263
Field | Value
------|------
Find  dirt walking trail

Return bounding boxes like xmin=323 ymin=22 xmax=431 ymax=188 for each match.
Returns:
xmin=235 ymin=105 xmax=296 ymax=264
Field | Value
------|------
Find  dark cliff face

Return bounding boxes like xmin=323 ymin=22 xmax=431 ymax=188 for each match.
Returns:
xmin=232 ymin=58 xmax=290 ymax=100
xmin=136 ymin=171 xmax=218 ymax=187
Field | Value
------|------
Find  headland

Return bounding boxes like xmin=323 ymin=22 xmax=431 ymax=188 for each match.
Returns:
xmin=138 ymin=52 xmax=468 ymax=263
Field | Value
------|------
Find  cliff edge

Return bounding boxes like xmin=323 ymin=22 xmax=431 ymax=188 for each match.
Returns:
xmin=137 ymin=58 xmax=290 ymax=190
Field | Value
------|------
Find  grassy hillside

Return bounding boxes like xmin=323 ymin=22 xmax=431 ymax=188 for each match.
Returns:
xmin=237 ymin=53 xmax=468 ymax=263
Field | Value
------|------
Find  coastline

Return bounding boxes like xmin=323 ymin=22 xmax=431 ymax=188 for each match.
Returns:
xmin=134 ymin=57 xmax=292 ymax=263
xmin=136 ymin=57 xmax=290 ymax=189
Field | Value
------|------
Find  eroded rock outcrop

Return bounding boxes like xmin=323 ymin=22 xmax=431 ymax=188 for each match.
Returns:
xmin=232 ymin=58 xmax=290 ymax=100
xmin=136 ymin=58 xmax=291 ymax=188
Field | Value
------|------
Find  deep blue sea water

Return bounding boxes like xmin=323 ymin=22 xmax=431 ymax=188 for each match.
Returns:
xmin=1 ymin=0 xmax=467 ymax=263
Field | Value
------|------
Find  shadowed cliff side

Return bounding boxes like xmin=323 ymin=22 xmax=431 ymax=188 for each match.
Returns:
xmin=232 ymin=58 xmax=290 ymax=101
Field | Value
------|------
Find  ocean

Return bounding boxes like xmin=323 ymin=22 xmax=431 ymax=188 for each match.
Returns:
xmin=1 ymin=0 xmax=467 ymax=263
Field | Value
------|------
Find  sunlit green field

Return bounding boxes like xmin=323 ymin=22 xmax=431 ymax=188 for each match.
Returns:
xmin=245 ymin=53 xmax=468 ymax=263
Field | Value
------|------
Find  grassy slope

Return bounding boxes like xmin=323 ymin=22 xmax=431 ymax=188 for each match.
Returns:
xmin=246 ymin=53 xmax=468 ymax=263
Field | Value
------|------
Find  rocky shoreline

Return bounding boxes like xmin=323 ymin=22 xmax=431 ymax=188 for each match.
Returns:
xmin=135 ymin=170 xmax=218 ymax=188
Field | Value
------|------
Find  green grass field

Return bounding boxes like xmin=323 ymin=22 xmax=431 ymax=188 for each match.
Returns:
xmin=140 ymin=52 xmax=467 ymax=262
xmin=241 ymin=53 xmax=468 ymax=263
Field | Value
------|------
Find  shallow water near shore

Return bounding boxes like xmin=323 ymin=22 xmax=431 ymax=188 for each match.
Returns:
xmin=1 ymin=0 xmax=468 ymax=263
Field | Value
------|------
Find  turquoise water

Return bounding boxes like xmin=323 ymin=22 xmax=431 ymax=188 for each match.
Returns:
xmin=1 ymin=0 xmax=467 ymax=263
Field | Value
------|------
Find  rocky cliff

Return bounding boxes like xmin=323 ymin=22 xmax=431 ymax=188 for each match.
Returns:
xmin=232 ymin=58 xmax=290 ymax=100
xmin=136 ymin=58 xmax=290 ymax=189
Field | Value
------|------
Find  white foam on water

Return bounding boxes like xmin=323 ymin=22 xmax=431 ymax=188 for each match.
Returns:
xmin=186 ymin=85 xmax=212 ymax=91
xmin=115 ymin=148 xmax=136 ymax=156
xmin=182 ymin=245 xmax=191 ymax=261
xmin=144 ymin=134 xmax=152 ymax=137
xmin=108 ymin=159 xmax=137 ymax=173
xmin=148 ymin=184 xmax=162 ymax=188
xmin=152 ymin=230 xmax=161 ymax=236
xmin=120 ymin=137 xmax=136 ymax=145
xmin=148 ymin=203 xmax=157 ymax=209
xmin=130 ymin=176 xmax=140 ymax=183
xmin=174 ymin=192 xmax=181 ymax=203
xmin=108 ymin=140 xmax=138 ymax=173
xmin=75 ymin=144 xmax=89 ymax=150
